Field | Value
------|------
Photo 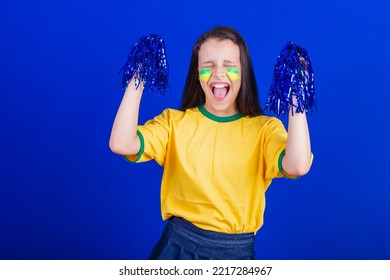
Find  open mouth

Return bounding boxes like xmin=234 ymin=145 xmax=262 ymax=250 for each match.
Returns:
xmin=211 ymin=82 xmax=230 ymax=101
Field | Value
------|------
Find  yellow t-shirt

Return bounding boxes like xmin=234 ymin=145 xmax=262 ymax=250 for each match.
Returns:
xmin=126 ymin=105 xmax=293 ymax=233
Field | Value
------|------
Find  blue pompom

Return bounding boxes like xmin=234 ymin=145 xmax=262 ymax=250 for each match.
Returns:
xmin=120 ymin=34 xmax=169 ymax=95
xmin=265 ymin=41 xmax=317 ymax=116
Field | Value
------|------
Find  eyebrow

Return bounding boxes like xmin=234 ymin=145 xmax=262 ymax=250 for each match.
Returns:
xmin=223 ymin=60 xmax=237 ymax=64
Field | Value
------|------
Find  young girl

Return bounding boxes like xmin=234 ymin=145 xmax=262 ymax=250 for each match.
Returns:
xmin=109 ymin=26 xmax=312 ymax=260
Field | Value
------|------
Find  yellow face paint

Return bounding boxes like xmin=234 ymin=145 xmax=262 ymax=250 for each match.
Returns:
xmin=199 ymin=68 xmax=211 ymax=82
xmin=226 ymin=67 xmax=240 ymax=81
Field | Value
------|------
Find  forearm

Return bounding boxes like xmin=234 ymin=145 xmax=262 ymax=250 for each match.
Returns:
xmin=109 ymin=79 xmax=143 ymax=155
xmin=282 ymin=102 xmax=312 ymax=176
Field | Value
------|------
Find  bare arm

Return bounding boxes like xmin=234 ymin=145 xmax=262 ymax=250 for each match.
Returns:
xmin=282 ymin=96 xmax=312 ymax=176
xmin=109 ymin=79 xmax=144 ymax=156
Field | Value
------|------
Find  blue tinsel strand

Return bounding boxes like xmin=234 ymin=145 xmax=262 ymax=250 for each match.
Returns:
xmin=120 ymin=34 xmax=169 ymax=95
xmin=265 ymin=41 xmax=317 ymax=116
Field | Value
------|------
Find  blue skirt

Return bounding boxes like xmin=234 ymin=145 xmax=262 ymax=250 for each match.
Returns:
xmin=149 ymin=217 xmax=255 ymax=260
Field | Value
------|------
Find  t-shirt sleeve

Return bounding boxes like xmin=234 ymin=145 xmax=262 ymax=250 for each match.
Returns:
xmin=124 ymin=109 xmax=170 ymax=166
xmin=263 ymin=117 xmax=313 ymax=180
xmin=263 ymin=117 xmax=292 ymax=180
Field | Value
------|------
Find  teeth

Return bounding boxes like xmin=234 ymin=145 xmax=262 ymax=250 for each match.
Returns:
xmin=212 ymin=83 xmax=228 ymax=88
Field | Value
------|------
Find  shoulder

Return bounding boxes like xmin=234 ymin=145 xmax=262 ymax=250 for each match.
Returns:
xmin=243 ymin=115 xmax=284 ymax=127
xmin=239 ymin=115 xmax=286 ymax=137
xmin=145 ymin=107 xmax=201 ymax=128
xmin=159 ymin=107 xmax=200 ymax=121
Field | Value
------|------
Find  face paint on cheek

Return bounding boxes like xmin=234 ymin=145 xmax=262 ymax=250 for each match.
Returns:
xmin=226 ymin=67 xmax=240 ymax=81
xmin=199 ymin=68 xmax=211 ymax=82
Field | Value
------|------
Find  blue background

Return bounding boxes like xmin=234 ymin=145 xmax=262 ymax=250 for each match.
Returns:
xmin=1 ymin=0 xmax=389 ymax=259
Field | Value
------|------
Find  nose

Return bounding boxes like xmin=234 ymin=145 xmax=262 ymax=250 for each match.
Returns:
xmin=213 ymin=65 xmax=226 ymax=79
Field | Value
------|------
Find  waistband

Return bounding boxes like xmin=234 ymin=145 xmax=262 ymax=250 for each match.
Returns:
xmin=168 ymin=217 xmax=254 ymax=245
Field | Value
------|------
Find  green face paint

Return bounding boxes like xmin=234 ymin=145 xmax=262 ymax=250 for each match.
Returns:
xmin=226 ymin=67 xmax=240 ymax=81
xmin=199 ymin=68 xmax=211 ymax=82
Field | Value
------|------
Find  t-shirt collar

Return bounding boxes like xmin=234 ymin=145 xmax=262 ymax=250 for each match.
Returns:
xmin=198 ymin=105 xmax=244 ymax=123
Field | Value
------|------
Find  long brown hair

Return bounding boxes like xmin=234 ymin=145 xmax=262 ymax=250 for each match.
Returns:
xmin=181 ymin=26 xmax=263 ymax=116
